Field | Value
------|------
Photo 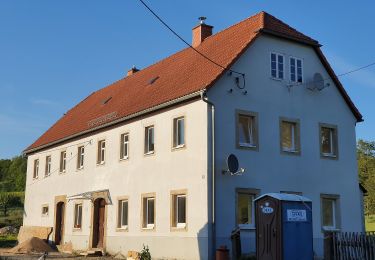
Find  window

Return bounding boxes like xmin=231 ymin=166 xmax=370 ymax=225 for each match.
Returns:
xmin=236 ymin=111 xmax=258 ymax=149
xmin=118 ymin=199 xmax=128 ymax=229
xmin=321 ymin=195 xmax=340 ymax=230
xmin=290 ymin=57 xmax=303 ymax=83
xmin=171 ymin=192 xmax=187 ymax=229
xmin=173 ymin=117 xmax=185 ymax=148
xmin=236 ymin=188 xmax=259 ymax=228
xmin=33 ymin=159 xmax=39 ymax=179
xmin=45 ymin=156 xmax=51 ymax=176
xmin=77 ymin=146 xmax=85 ymax=169
xmin=60 ymin=151 xmax=66 ymax=173
xmin=42 ymin=205 xmax=49 ymax=216
xmin=74 ymin=203 xmax=83 ymax=229
xmin=142 ymin=195 xmax=155 ymax=229
xmin=280 ymin=119 xmax=300 ymax=154
xmin=320 ymin=124 xmax=338 ymax=158
xmin=144 ymin=126 xmax=155 ymax=154
xmin=271 ymin=52 xmax=284 ymax=79
xmin=120 ymin=133 xmax=129 ymax=160
xmin=97 ymin=140 xmax=105 ymax=164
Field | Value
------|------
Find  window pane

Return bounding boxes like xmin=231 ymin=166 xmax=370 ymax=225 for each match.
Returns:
xmin=237 ymin=193 xmax=253 ymax=225
xmin=238 ymin=115 xmax=253 ymax=145
xmin=321 ymin=127 xmax=333 ymax=154
xmin=122 ymin=201 xmax=128 ymax=226
xmin=271 ymin=53 xmax=277 ymax=77
xmin=177 ymin=196 xmax=186 ymax=224
xmin=147 ymin=198 xmax=155 ymax=225
xmin=282 ymin=122 xmax=296 ymax=151
xmin=178 ymin=119 xmax=184 ymax=146
xmin=322 ymin=199 xmax=334 ymax=227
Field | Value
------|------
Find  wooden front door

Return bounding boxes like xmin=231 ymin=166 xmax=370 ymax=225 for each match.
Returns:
xmin=256 ymin=197 xmax=281 ymax=260
xmin=92 ymin=198 xmax=106 ymax=248
xmin=55 ymin=202 xmax=65 ymax=245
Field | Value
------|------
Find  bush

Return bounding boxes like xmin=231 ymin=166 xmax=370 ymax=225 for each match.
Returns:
xmin=140 ymin=244 xmax=151 ymax=260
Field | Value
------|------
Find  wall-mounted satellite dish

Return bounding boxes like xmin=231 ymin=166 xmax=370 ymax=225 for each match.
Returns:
xmin=308 ymin=73 xmax=329 ymax=91
xmin=222 ymin=154 xmax=245 ymax=176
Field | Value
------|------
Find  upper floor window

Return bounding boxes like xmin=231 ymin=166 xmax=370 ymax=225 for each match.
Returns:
xmin=45 ymin=156 xmax=51 ymax=176
xmin=97 ymin=140 xmax=106 ymax=165
xmin=173 ymin=117 xmax=185 ymax=148
xmin=321 ymin=194 xmax=340 ymax=231
xmin=74 ymin=203 xmax=83 ymax=229
xmin=320 ymin=124 xmax=338 ymax=158
xmin=77 ymin=146 xmax=85 ymax=169
xmin=60 ymin=151 xmax=66 ymax=173
xmin=271 ymin=52 xmax=284 ymax=79
xmin=142 ymin=195 xmax=155 ymax=229
xmin=280 ymin=118 xmax=300 ymax=154
xmin=120 ymin=133 xmax=129 ymax=160
xmin=171 ymin=192 xmax=187 ymax=229
xmin=236 ymin=111 xmax=258 ymax=150
xmin=118 ymin=199 xmax=128 ymax=229
xmin=145 ymin=126 xmax=155 ymax=155
xmin=33 ymin=159 xmax=39 ymax=179
xmin=290 ymin=57 xmax=303 ymax=83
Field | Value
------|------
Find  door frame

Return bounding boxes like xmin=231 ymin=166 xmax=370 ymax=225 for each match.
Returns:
xmin=89 ymin=196 xmax=108 ymax=250
xmin=53 ymin=195 xmax=67 ymax=245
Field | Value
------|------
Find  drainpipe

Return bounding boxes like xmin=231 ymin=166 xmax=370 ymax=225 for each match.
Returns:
xmin=201 ymin=90 xmax=216 ymax=259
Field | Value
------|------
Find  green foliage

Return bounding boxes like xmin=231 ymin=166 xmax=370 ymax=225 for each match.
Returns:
xmin=0 ymin=155 xmax=27 ymax=192
xmin=0 ymin=192 xmax=24 ymax=216
xmin=0 ymin=233 xmax=17 ymax=248
xmin=140 ymin=244 xmax=151 ymax=260
xmin=357 ymin=139 xmax=375 ymax=215
xmin=0 ymin=207 xmax=23 ymax=228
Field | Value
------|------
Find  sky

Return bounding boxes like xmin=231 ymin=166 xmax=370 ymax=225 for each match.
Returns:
xmin=0 ymin=1 xmax=374 ymax=159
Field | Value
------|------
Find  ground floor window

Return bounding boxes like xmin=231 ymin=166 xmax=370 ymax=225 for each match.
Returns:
xmin=74 ymin=203 xmax=83 ymax=229
xmin=41 ymin=205 xmax=49 ymax=216
xmin=236 ymin=188 xmax=260 ymax=228
xmin=171 ymin=191 xmax=187 ymax=229
xmin=321 ymin=194 xmax=340 ymax=230
xmin=142 ymin=194 xmax=155 ymax=229
xmin=118 ymin=199 xmax=128 ymax=229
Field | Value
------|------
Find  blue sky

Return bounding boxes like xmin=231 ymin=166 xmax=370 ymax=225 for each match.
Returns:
xmin=0 ymin=1 xmax=374 ymax=159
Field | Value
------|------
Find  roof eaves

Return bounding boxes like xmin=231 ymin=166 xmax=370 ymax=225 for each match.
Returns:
xmin=258 ymin=28 xmax=321 ymax=47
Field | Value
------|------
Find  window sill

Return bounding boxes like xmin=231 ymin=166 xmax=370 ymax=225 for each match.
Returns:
xmin=72 ymin=228 xmax=82 ymax=232
xmin=281 ymin=149 xmax=300 ymax=156
xmin=59 ymin=170 xmax=66 ymax=174
xmin=144 ymin=151 xmax=155 ymax=156
xmin=116 ymin=227 xmax=128 ymax=232
xmin=238 ymin=143 xmax=258 ymax=151
xmin=41 ymin=214 xmax=49 ymax=217
xmin=119 ymin=156 xmax=129 ymax=162
xmin=322 ymin=227 xmax=340 ymax=232
xmin=171 ymin=225 xmax=187 ymax=232
xmin=321 ymin=153 xmax=338 ymax=160
xmin=96 ymin=162 xmax=105 ymax=167
xmin=270 ymin=77 xmax=284 ymax=81
xmin=76 ymin=167 xmax=84 ymax=171
xmin=172 ymin=144 xmax=185 ymax=150
xmin=142 ymin=226 xmax=155 ymax=231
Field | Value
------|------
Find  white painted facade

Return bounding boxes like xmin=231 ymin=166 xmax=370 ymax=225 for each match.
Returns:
xmin=24 ymin=34 xmax=363 ymax=259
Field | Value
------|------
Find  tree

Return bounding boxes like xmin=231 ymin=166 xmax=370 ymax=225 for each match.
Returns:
xmin=357 ymin=139 xmax=375 ymax=215
xmin=0 ymin=192 xmax=22 ymax=216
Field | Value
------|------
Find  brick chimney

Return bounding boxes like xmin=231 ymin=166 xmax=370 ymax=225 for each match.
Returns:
xmin=127 ymin=66 xmax=139 ymax=76
xmin=192 ymin=17 xmax=213 ymax=48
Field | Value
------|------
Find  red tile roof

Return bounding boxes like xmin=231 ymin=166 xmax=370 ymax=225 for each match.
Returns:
xmin=25 ymin=11 xmax=362 ymax=153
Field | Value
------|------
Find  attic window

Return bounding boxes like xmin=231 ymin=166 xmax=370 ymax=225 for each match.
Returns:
xmin=149 ymin=76 xmax=160 ymax=85
xmin=101 ymin=97 xmax=112 ymax=105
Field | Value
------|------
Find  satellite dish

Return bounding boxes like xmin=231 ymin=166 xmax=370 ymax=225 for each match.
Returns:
xmin=313 ymin=73 xmax=325 ymax=91
xmin=223 ymin=154 xmax=245 ymax=176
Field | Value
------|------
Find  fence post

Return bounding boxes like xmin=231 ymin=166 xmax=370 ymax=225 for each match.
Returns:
xmin=324 ymin=231 xmax=334 ymax=260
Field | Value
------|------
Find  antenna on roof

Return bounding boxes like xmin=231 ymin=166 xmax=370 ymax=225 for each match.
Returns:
xmin=198 ymin=16 xmax=207 ymax=24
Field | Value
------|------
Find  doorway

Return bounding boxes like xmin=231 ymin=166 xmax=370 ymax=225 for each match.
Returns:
xmin=92 ymin=198 xmax=106 ymax=248
xmin=55 ymin=201 xmax=65 ymax=245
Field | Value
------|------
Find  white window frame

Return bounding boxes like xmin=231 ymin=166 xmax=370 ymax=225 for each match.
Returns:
xmin=97 ymin=140 xmax=106 ymax=165
xmin=321 ymin=196 xmax=339 ymax=231
xmin=77 ymin=146 xmax=85 ymax=169
xmin=60 ymin=151 xmax=66 ymax=173
xmin=142 ymin=196 xmax=155 ymax=229
xmin=320 ymin=124 xmax=338 ymax=159
xmin=33 ymin=159 xmax=39 ymax=179
xmin=290 ymin=57 xmax=303 ymax=83
xmin=176 ymin=194 xmax=187 ymax=228
xmin=45 ymin=156 xmax=51 ymax=176
xmin=144 ymin=126 xmax=155 ymax=155
xmin=270 ymin=52 xmax=285 ymax=80
xmin=173 ymin=117 xmax=185 ymax=148
xmin=236 ymin=188 xmax=259 ymax=229
xmin=118 ymin=199 xmax=128 ymax=229
xmin=280 ymin=119 xmax=300 ymax=154
xmin=73 ymin=203 xmax=83 ymax=229
xmin=236 ymin=110 xmax=258 ymax=150
xmin=120 ymin=133 xmax=129 ymax=160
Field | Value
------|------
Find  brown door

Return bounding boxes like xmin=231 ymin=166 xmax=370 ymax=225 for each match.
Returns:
xmin=92 ymin=198 xmax=106 ymax=248
xmin=55 ymin=202 xmax=65 ymax=245
xmin=256 ymin=197 xmax=281 ymax=260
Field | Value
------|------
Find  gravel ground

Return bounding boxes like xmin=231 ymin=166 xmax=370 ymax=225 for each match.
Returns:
xmin=0 ymin=250 xmax=117 ymax=260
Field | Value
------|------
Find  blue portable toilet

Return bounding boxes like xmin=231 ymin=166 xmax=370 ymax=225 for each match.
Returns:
xmin=254 ymin=193 xmax=313 ymax=260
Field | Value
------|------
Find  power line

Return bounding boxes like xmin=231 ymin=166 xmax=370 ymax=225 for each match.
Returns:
xmin=137 ymin=0 xmax=246 ymax=89
xmin=337 ymin=61 xmax=375 ymax=78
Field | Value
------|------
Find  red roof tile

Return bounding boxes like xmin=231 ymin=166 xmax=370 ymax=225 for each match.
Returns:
xmin=25 ymin=11 xmax=362 ymax=153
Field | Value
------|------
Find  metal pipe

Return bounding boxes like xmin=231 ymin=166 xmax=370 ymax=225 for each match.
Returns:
xmin=201 ymin=90 xmax=216 ymax=259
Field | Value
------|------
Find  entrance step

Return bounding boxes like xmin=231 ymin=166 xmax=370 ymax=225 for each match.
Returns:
xmin=79 ymin=249 xmax=103 ymax=257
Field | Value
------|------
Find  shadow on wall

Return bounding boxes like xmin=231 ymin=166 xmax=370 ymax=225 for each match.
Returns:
xmin=197 ymin=223 xmax=210 ymax=260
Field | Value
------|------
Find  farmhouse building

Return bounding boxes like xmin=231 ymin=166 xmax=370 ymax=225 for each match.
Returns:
xmin=23 ymin=11 xmax=363 ymax=259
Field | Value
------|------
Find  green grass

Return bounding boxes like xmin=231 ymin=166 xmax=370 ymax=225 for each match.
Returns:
xmin=0 ymin=207 xmax=23 ymax=228
xmin=0 ymin=234 xmax=17 ymax=248
xmin=365 ymin=214 xmax=375 ymax=231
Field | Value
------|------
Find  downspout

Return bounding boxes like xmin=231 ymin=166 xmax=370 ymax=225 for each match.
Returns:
xmin=201 ymin=90 xmax=216 ymax=259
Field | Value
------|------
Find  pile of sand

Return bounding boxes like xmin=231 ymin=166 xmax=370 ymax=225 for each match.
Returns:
xmin=8 ymin=237 xmax=55 ymax=254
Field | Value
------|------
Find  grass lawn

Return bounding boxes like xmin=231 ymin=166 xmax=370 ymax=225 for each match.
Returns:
xmin=0 ymin=234 xmax=17 ymax=248
xmin=0 ymin=207 xmax=23 ymax=228
xmin=365 ymin=215 xmax=375 ymax=232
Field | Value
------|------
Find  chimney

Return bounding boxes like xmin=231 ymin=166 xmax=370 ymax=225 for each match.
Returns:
xmin=192 ymin=17 xmax=213 ymax=48
xmin=127 ymin=66 xmax=139 ymax=76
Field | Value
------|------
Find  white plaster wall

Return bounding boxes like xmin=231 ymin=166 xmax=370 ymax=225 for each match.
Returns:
xmin=207 ymin=35 xmax=362 ymax=258
xmin=24 ymin=100 xmax=209 ymax=260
